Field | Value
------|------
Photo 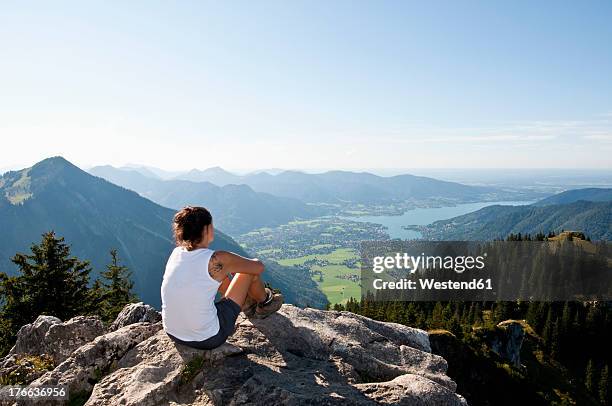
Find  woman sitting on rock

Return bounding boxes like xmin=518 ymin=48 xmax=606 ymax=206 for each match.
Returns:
xmin=161 ymin=206 xmax=283 ymax=350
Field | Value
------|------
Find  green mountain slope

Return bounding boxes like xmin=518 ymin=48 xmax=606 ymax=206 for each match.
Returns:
xmin=534 ymin=187 xmax=612 ymax=206
xmin=89 ymin=165 xmax=325 ymax=235
xmin=418 ymin=200 xmax=612 ymax=241
xmin=0 ymin=157 xmax=327 ymax=308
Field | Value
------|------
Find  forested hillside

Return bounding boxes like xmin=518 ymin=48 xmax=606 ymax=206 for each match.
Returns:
xmin=418 ymin=201 xmax=611 ymax=241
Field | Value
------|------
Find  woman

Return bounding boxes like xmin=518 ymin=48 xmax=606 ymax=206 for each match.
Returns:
xmin=161 ymin=206 xmax=283 ymax=350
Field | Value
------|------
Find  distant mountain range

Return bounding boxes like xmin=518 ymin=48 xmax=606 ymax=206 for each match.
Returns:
xmin=89 ymin=166 xmax=325 ymax=235
xmin=179 ymin=166 xmax=243 ymax=185
xmin=173 ymin=167 xmax=539 ymax=204
xmin=0 ymin=157 xmax=327 ymax=308
xmin=120 ymin=164 xmax=183 ymax=180
xmin=418 ymin=188 xmax=612 ymax=241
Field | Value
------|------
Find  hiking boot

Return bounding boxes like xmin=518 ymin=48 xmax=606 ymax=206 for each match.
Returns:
xmin=242 ymin=296 xmax=257 ymax=317
xmin=251 ymin=288 xmax=284 ymax=319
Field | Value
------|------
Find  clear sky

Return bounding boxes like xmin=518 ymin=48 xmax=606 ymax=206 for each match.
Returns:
xmin=1 ymin=1 xmax=611 ymax=171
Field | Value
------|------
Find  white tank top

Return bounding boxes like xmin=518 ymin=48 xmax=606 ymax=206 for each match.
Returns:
xmin=161 ymin=246 xmax=221 ymax=341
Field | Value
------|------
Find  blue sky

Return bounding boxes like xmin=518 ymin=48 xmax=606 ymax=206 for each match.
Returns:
xmin=1 ymin=1 xmax=611 ymax=171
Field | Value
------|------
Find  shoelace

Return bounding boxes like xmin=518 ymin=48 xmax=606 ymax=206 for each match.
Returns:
xmin=258 ymin=290 xmax=274 ymax=307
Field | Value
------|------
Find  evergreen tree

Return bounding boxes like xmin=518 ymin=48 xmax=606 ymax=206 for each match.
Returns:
xmin=431 ymin=302 xmax=444 ymax=329
xmin=448 ymin=314 xmax=462 ymax=338
xmin=99 ymin=249 xmax=138 ymax=323
xmin=542 ymin=307 xmax=554 ymax=353
xmin=526 ymin=302 xmax=539 ymax=329
xmin=550 ymin=318 xmax=560 ymax=360
xmin=586 ymin=359 xmax=596 ymax=393
xmin=600 ymin=364 xmax=609 ymax=405
xmin=0 ymin=231 xmax=93 ymax=355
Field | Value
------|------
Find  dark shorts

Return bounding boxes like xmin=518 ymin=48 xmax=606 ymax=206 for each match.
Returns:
xmin=167 ymin=298 xmax=242 ymax=350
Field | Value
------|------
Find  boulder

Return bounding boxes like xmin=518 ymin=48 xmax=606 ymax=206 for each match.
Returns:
xmin=84 ymin=305 xmax=466 ymax=405
xmin=30 ymin=322 xmax=162 ymax=401
xmin=9 ymin=315 xmax=61 ymax=356
xmin=8 ymin=315 xmax=105 ymax=365
xmin=110 ymin=302 xmax=162 ymax=331
xmin=87 ymin=331 xmax=242 ymax=405
xmin=14 ymin=305 xmax=467 ymax=405
xmin=43 ymin=316 xmax=106 ymax=364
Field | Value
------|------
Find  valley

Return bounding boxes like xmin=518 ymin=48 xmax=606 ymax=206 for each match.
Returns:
xmin=237 ymin=217 xmax=386 ymax=305
xmin=237 ymin=201 xmax=536 ymax=305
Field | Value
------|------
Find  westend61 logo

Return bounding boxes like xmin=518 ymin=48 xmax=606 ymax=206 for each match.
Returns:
xmin=360 ymin=240 xmax=611 ymax=302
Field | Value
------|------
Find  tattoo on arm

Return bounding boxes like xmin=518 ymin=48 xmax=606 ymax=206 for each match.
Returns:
xmin=208 ymin=252 xmax=228 ymax=281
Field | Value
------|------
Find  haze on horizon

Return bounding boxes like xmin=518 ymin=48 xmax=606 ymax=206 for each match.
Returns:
xmin=2 ymin=1 xmax=612 ymax=171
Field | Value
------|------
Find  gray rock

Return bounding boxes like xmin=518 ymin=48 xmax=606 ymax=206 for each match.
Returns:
xmin=490 ymin=320 xmax=525 ymax=368
xmin=44 ymin=316 xmax=106 ymax=364
xmin=82 ymin=305 xmax=466 ymax=406
xmin=14 ymin=305 xmax=466 ymax=405
xmin=355 ymin=373 xmax=468 ymax=406
xmin=86 ymin=331 xmax=242 ymax=405
xmin=110 ymin=302 xmax=162 ymax=331
xmin=5 ymin=315 xmax=105 ymax=366
xmin=9 ymin=315 xmax=61 ymax=356
xmin=30 ymin=322 xmax=162 ymax=400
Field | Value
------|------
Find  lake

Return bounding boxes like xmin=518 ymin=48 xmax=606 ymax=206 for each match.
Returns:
xmin=342 ymin=201 xmax=534 ymax=239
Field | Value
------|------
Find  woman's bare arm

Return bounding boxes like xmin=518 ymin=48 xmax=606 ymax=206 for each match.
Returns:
xmin=208 ymin=251 xmax=264 ymax=282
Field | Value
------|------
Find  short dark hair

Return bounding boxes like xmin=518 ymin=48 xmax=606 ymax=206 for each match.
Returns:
xmin=172 ymin=206 xmax=212 ymax=250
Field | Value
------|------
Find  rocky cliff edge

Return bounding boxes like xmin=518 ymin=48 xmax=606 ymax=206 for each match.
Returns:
xmin=1 ymin=303 xmax=466 ymax=405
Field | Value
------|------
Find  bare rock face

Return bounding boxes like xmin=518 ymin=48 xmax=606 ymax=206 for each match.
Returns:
xmin=12 ymin=304 xmax=466 ymax=405
xmin=30 ymin=322 xmax=162 ymax=400
xmin=489 ymin=320 xmax=525 ymax=368
xmin=43 ymin=316 xmax=106 ymax=364
xmin=110 ymin=302 xmax=162 ymax=331
xmin=8 ymin=315 xmax=61 ymax=357
xmin=85 ymin=305 xmax=466 ymax=405
xmin=86 ymin=332 xmax=242 ymax=405
xmin=8 ymin=315 xmax=105 ymax=364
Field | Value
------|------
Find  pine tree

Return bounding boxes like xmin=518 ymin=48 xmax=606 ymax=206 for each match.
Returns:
xmin=99 ymin=250 xmax=138 ymax=323
xmin=586 ymin=359 xmax=595 ymax=393
xmin=550 ymin=318 xmax=560 ymax=360
xmin=0 ymin=231 xmax=94 ymax=355
xmin=600 ymin=364 xmax=609 ymax=405
xmin=542 ymin=307 xmax=554 ymax=353
xmin=526 ymin=301 xmax=539 ymax=328
xmin=448 ymin=314 xmax=462 ymax=338
xmin=431 ymin=302 xmax=444 ymax=329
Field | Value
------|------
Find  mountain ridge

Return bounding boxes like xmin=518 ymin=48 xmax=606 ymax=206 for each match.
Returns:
xmin=1 ymin=157 xmax=326 ymax=308
xmin=534 ymin=187 xmax=612 ymax=206
xmin=89 ymin=165 xmax=325 ymax=234
xmin=171 ymin=166 xmax=537 ymax=203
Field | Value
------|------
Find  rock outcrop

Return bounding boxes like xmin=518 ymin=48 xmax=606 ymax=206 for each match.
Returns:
xmin=8 ymin=315 xmax=105 ymax=364
xmin=1 ymin=305 xmax=467 ymax=405
xmin=8 ymin=316 xmax=61 ymax=357
xmin=489 ymin=320 xmax=525 ymax=368
xmin=109 ymin=302 xmax=162 ymax=331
